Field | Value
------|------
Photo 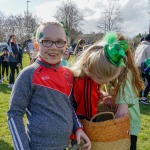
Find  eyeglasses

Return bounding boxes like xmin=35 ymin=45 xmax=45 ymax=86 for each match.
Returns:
xmin=40 ymin=40 xmax=66 ymax=48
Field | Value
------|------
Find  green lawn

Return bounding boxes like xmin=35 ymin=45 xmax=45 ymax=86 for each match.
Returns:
xmin=0 ymin=54 xmax=150 ymax=150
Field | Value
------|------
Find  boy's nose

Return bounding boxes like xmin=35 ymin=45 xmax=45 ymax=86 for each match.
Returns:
xmin=50 ymin=43 xmax=57 ymax=49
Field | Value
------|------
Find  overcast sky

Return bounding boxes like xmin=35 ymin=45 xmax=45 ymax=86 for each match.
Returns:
xmin=0 ymin=0 xmax=149 ymax=38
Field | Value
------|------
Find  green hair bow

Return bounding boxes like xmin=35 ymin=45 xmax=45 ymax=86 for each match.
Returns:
xmin=118 ymin=40 xmax=129 ymax=52
xmin=102 ymin=32 xmax=128 ymax=67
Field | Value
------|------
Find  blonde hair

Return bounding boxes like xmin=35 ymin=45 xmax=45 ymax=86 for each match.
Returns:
xmin=112 ymin=33 xmax=144 ymax=97
xmin=35 ymin=22 xmax=65 ymax=42
xmin=70 ymin=44 xmax=123 ymax=81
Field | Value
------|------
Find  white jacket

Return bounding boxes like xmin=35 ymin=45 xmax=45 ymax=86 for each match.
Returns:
xmin=135 ymin=41 xmax=150 ymax=67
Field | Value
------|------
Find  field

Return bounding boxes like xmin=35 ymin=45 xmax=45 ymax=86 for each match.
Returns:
xmin=0 ymin=54 xmax=150 ymax=150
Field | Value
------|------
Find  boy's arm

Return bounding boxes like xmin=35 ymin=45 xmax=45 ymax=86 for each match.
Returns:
xmin=72 ymin=109 xmax=91 ymax=150
xmin=7 ymin=68 xmax=32 ymax=150
xmin=72 ymin=108 xmax=83 ymax=131
xmin=70 ymin=88 xmax=83 ymax=131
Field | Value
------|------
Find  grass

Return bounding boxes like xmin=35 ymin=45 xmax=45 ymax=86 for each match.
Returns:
xmin=0 ymin=54 xmax=150 ymax=150
xmin=0 ymin=54 xmax=30 ymax=150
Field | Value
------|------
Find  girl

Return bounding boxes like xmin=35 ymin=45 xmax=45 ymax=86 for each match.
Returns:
xmin=0 ymin=55 xmax=2 ymax=83
xmin=7 ymin=34 xmax=21 ymax=88
xmin=61 ymin=50 xmax=70 ymax=66
xmin=70 ymin=32 xmax=144 ymax=150
xmin=139 ymin=58 xmax=150 ymax=104
xmin=100 ymin=33 xmax=144 ymax=150
xmin=74 ymin=39 xmax=85 ymax=56
xmin=1 ymin=47 xmax=9 ymax=82
xmin=69 ymin=33 xmax=126 ymax=147
xmin=70 ymin=32 xmax=126 ymax=121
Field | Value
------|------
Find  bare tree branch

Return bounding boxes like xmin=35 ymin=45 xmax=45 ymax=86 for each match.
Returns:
xmin=54 ymin=0 xmax=84 ymax=43
xmin=97 ymin=0 xmax=123 ymax=33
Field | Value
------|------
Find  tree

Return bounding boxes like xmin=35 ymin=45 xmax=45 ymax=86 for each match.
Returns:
xmin=54 ymin=0 xmax=84 ymax=43
xmin=0 ymin=11 xmax=40 ymax=44
xmin=0 ymin=11 xmax=6 ymax=41
xmin=148 ymin=0 xmax=150 ymax=33
xmin=97 ymin=0 xmax=123 ymax=33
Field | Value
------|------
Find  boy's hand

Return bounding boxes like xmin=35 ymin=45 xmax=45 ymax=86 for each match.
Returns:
xmin=76 ymin=129 xmax=91 ymax=150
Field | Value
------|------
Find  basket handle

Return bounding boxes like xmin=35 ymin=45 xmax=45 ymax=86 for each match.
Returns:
xmin=90 ymin=112 xmax=115 ymax=122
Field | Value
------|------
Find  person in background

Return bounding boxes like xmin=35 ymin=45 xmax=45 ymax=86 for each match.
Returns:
xmin=0 ymin=47 xmax=9 ymax=83
xmin=26 ymin=39 xmax=34 ymax=58
xmin=7 ymin=21 xmax=91 ymax=150
xmin=7 ymin=34 xmax=21 ymax=88
xmin=0 ymin=54 xmax=2 ymax=84
xmin=74 ymin=39 xmax=85 ymax=56
xmin=61 ymin=50 xmax=70 ymax=66
xmin=140 ymin=58 xmax=150 ymax=104
xmin=135 ymin=34 xmax=150 ymax=103
xmin=18 ymin=44 xmax=23 ymax=69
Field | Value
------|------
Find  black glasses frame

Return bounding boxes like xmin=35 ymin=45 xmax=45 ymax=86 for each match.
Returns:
xmin=40 ymin=40 xmax=66 ymax=48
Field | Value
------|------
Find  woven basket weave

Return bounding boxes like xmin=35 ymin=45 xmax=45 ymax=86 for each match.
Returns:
xmin=81 ymin=112 xmax=130 ymax=150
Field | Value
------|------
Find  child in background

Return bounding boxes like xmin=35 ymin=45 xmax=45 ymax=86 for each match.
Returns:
xmin=0 ymin=55 xmax=2 ymax=83
xmin=100 ymin=33 xmax=144 ymax=150
xmin=7 ymin=34 xmax=21 ymax=88
xmin=74 ymin=39 xmax=85 ymax=56
xmin=1 ymin=47 xmax=9 ymax=82
xmin=140 ymin=58 xmax=150 ymax=104
xmin=7 ymin=22 xmax=91 ymax=150
xmin=61 ymin=50 xmax=70 ymax=66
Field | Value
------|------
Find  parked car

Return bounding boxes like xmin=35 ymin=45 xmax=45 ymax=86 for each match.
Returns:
xmin=0 ymin=42 xmax=7 ymax=52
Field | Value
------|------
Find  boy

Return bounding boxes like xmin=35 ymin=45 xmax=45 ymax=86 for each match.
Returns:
xmin=7 ymin=22 xmax=91 ymax=150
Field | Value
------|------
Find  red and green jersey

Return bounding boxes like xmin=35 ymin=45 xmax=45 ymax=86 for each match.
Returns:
xmin=73 ymin=77 xmax=99 ymax=120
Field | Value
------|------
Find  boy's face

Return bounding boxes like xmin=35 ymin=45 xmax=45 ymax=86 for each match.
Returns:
xmin=38 ymin=24 xmax=67 ymax=64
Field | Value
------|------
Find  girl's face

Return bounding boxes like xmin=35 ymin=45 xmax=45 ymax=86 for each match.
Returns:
xmin=63 ymin=51 xmax=70 ymax=60
xmin=3 ymin=50 xmax=8 ymax=54
xmin=11 ymin=35 xmax=17 ymax=43
xmin=38 ymin=24 xmax=67 ymax=64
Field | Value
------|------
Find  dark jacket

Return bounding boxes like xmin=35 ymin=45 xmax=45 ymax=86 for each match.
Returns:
xmin=8 ymin=43 xmax=21 ymax=63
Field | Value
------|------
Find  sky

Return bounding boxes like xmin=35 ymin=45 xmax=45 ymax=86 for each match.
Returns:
xmin=0 ymin=0 xmax=149 ymax=38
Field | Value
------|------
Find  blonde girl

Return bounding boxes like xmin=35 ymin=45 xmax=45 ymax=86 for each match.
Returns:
xmin=70 ymin=34 xmax=126 ymax=120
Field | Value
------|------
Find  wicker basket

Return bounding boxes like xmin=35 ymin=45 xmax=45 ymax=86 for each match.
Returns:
xmin=81 ymin=112 xmax=130 ymax=150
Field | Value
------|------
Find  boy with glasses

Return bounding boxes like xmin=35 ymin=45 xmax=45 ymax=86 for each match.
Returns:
xmin=7 ymin=22 xmax=91 ymax=150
